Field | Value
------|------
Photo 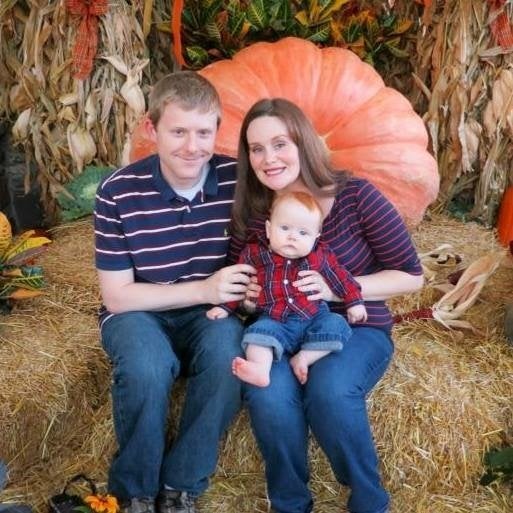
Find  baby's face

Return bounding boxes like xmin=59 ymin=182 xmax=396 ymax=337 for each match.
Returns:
xmin=265 ymin=199 xmax=321 ymax=259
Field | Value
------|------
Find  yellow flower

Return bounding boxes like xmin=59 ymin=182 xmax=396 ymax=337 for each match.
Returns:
xmin=84 ymin=495 xmax=119 ymax=513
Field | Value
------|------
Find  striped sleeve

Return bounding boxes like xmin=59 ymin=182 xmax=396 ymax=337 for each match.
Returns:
xmin=356 ymin=181 xmax=422 ymax=274
xmin=94 ymin=172 xmax=133 ymax=271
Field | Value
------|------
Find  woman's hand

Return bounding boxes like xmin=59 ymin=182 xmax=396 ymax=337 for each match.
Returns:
xmin=293 ymin=270 xmax=337 ymax=302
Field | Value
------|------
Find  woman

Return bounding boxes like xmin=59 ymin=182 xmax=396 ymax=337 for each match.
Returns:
xmin=228 ymin=98 xmax=424 ymax=513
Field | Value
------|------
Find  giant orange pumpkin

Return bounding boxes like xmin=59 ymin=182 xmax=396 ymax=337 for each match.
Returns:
xmin=129 ymin=37 xmax=439 ymax=226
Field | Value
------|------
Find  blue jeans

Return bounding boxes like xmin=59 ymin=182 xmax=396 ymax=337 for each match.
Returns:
xmin=101 ymin=306 xmax=243 ymax=500
xmin=242 ymin=304 xmax=351 ymax=360
xmin=244 ymin=326 xmax=393 ymax=513
xmin=0 ymin=460 xmax=6 ymax=491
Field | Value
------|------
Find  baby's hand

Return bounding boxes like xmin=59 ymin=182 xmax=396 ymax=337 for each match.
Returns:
xmin=347 ymin=304 xmax=368 ymax=324
xmin=206 ymin=306 xmax=229 ymax=320
xmin=243 ymin=275 xmax=261 ymax=312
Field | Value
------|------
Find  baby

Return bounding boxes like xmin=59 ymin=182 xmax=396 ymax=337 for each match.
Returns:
xmin=207 ymin=191 xmax=367 ymax=386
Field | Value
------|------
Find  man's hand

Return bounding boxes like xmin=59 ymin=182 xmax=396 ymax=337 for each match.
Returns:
xmin=203 ymin=264 xmax=256 ymax=305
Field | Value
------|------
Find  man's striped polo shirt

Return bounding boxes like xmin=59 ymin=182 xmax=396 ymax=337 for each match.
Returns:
xmin=94 ymin=153 xmax=237 ymax=322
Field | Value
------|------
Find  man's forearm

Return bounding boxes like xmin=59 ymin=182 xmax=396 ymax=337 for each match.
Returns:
xmin=98 ymin=263 xmax=256 ymax=314
xmin=100 ymin=280 xmax=208 ymax=314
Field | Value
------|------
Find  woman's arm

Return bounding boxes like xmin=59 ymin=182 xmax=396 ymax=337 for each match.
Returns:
xmin=354 ymin=269 xmax=424 ymax=301
xmin=295 ymin=269 xmax=423 ymax=303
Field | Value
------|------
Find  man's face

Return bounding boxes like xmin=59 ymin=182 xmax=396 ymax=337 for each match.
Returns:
xmin=148 ymin=102 xmax=218 ymax=189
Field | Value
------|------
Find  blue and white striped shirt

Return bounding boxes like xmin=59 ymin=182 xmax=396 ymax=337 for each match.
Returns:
xmin=94 ymin=153 xmax=237 ymax=323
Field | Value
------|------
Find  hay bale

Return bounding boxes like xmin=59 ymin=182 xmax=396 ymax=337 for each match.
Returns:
xmin=0 ymin=213 xmax=512 ymax=512
xmin=0 ymin=301 xmax=110 ymax=492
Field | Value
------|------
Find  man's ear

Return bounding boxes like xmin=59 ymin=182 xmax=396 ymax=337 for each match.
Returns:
xmin=265 ymin=220 xmax=271 ymax=239
xmin=144 ymin=115 xmax=157 ymax=143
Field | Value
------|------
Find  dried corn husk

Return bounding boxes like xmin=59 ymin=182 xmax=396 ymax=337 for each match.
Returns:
xmin=432 ymin=251 xmax=503 ymax=331
xmin=418 ymin=243 xmax=463 ymax=283
xmin=0 ymin=1 xmax=156 ymax=221
xmin=11 ymin=107 xmax=32 ymax=140
xmin=103 ymin=55 xmax=148 ymax=130
xmin=410 ymin=0 xmax=513 ymax=225
xmin=66 ymin=123 xmax=96 ymax=174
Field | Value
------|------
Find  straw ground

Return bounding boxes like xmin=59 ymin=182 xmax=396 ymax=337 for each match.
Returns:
xmin=0 ymin=213 xmax=511 ymax=512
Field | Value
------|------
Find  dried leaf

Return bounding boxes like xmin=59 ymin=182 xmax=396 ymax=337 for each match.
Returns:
xmin=12 ymin=108 xmax=32 ymax=140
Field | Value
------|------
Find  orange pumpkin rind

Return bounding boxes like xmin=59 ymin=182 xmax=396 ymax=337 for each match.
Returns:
xmin=129 ymin=37 xmax=439 ymax=227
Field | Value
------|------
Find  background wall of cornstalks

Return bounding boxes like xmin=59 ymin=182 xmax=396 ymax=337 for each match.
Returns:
xmin=1 ymin=0 xmax=512 ymax=225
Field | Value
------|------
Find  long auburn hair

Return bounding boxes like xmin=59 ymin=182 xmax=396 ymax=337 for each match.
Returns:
xmin=231 ymin=98 xmax=349 ymax=241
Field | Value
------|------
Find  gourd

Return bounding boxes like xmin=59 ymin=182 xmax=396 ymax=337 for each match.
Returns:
xmin=497 ymin=186 xmax=513 ymax=246
xmin=129 ymin=37 xmax=439 ymax=226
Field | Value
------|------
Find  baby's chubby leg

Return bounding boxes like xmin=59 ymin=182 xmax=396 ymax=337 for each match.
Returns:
xmin=232 ymin=344 xmax=273 ymax=387
xmin=290 ymin=349 xmax=331 ymax=385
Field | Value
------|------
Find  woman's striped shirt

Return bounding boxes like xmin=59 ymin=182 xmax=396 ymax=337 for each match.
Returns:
xmin=228 ymin=178 xmax=423 ymax=333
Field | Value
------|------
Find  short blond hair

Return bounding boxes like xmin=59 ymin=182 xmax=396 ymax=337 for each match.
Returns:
xmin=148 ymin=71 xmax=221 ymax=127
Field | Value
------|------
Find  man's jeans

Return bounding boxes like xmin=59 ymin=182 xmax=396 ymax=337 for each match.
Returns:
xmin=244 ymin=326 xmax=393 ymax=513
xmin=0 ymin=460 xmax=6 ymax=491
xmin=101 ymin=306 xmax=243 ymax=500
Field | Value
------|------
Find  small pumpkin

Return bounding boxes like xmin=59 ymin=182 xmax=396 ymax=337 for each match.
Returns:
xmin=129 ymin=37 xmax=439 ymax=226
xmin=497 ymin=185 xmax=513 ymax=246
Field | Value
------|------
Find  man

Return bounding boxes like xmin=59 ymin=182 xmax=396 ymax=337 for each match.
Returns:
xmin=94 ymin=72 xmax=255 ymax=513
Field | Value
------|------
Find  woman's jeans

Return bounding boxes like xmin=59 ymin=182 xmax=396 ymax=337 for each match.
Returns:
xmin=101 ymin=306 xmax=243 ymax=500
xmin=244 ymin=326 xmax=393 ymax=513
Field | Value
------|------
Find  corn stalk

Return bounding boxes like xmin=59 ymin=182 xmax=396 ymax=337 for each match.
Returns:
xmin=410 ymin=0 xmax=513 ymax=226
xmin=0 ymin=1 xmax=151 ymax=221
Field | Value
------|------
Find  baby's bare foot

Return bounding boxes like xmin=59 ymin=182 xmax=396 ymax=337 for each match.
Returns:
xmin=232 ymin=357 xmax=270 ymax=387
xmin=290 ymin=353 xmax=309 ymax=385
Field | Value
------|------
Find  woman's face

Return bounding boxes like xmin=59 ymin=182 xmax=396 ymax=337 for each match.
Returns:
xmin=246 ymin=115 xmax=301 ymax=192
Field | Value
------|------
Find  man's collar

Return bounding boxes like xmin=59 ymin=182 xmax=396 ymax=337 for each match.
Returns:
xmin=152 ymin=156 xmax=218 ymax=201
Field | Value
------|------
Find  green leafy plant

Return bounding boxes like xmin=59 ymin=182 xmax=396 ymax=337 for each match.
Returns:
xmin=172 ymin=0 xmax=414 ymax=69
xmin=480 ymin=446 xmax=513 ymax=486
xmin=0 ymin=212 xmax=51 ymax=306
xmin=341 ymin=9 xmax=413 ymax=68
xmin=57 ymin=165 xmax=113 ymax=222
